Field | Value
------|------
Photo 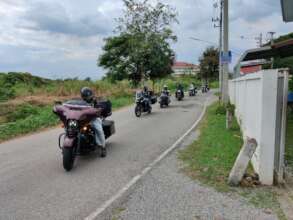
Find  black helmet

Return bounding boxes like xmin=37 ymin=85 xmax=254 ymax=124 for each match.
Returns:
xmin=143 ymin=86 xmax=148 ymax=92
xmin=80 ymin=87 xmax=93 ymax=102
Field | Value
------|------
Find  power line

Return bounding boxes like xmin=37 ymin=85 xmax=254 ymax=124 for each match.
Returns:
xmin=189 ymin=37 xmax=241 ymax=55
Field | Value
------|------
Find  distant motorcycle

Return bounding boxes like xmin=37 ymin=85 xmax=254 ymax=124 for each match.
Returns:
xmin=53 ymin=99 xmax=115 ymax=171
xmin=134 ymin=91 xmax=152 ymax=117
xmin=159 ymin=92 xmax=171 ymax=108
xmin=189 ymin=87 xmax=197 ymax=96
xmin=202 ymin=85 xmax=210 ymax=93
xmin=175 ymin=89 xmax=184 ymax=101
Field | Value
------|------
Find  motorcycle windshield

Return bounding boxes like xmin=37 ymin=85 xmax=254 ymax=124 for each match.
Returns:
xmin=136 ymin=91 xmax=143 ymax=99
xmin=54 ymin=102 xmax=99 ymax=122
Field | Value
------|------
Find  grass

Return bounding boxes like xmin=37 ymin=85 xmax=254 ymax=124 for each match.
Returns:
xmin=179 ymin=102 xmax=243 ymax=191
xmin=110 ymin=95 xmax=134 ymax=110
xmin=285 ymin=109 xmax=293 ymax=168
xmin=0 ymin=72 xmax=137 ymax=142
xmin=179 ymin=102 xmax=286 ymax=219
xmin=0 ymin=95 xmax=134 ymax=142
xmin=0 ymin=105 xmax=59 ymax=142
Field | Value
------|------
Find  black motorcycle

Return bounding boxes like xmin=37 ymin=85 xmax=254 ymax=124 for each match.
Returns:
xmin=202 ymin=84 xmax=210 ymax=93
xmin=175 ymin=89 xmax=184 ymax=101
xmin=135 ymin=91 xmax=152 ymax=117
xmin=189 ymin=87 xmax=197 ymax=96
xmin=159 ymin=92 xmax=170 ymax=108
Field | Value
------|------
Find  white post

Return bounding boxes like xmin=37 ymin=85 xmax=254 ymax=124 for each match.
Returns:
xmin=259 ymin=70 xmax=278 ymax=185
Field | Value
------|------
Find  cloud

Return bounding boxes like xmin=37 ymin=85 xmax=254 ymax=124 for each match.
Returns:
xmin=21 ymin=1 xmax=112 ymax=37
xmin=231 ymin=0 xmax=281 ymax=22
xmin=0 ymin=0 xmax=293 ymax=78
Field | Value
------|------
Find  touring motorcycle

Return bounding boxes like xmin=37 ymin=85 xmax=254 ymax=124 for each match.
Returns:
xmin=53 ymin=99 xmax=115 ymax=171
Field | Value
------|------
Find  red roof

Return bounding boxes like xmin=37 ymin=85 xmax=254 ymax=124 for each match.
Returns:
xmin=240 ymin=65 xmax=262 ymax=75
xmin=173 ymin=62 xmax=197 ymax=68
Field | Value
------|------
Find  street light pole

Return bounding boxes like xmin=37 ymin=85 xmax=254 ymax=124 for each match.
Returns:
xmin=222 ymin=0 xmax=229 ymax=104
xmin=218 ymin=0 xmax=223 ymax=100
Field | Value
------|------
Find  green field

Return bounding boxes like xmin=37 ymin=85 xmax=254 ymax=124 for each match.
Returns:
xmin=0 ymin=72 xmax=215 ymax=142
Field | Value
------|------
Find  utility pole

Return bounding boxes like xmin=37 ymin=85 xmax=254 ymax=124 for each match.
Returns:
xmin=222 ymin=0 xmax=229 ymax=104
xmin=213 ymin=0 xmax=223 ymax=100
xmin=219 ymin=1 xmax=223 ymax=100
xmin=255 ymin=33 xmax=263 ymax=48
xmin=268 ymin=31 xmax=276 ymax=68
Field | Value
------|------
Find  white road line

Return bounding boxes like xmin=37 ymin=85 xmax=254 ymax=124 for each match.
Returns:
xmin=85 ymin=102 xmax=208 ymax=220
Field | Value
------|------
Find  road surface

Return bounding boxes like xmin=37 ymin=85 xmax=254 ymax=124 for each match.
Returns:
xmin=0 ymin=93 xmax=212 ymax=220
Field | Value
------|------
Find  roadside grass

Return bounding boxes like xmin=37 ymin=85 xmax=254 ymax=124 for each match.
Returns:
xmin=0 ymin=95 xmax=134 ymax=142
xmin=0 ymin=105 xmax=59 ymax=142
xmin=110 ymin=95 xmax=134 ymax=110
xmin=179 ymin=102 xmax=286 ymax=219
xmin=179 ymin=102 xmax=243 ymax=192
xmin=285 ymin=109 xmax=293 ymax=168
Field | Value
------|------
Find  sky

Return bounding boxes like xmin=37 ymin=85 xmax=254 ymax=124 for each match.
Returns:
xmin=0 ymin=0 xmax=293 ymax=79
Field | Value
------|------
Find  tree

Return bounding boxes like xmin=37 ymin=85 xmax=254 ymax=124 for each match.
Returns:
xmin=198 ymin=47 xmax=219 ymax=82
xmin=99 ymin=0 xmax=177 ymax=86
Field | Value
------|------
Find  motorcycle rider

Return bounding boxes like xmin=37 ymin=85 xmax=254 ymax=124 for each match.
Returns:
xmin=162 ymin=85 xmax=170 ymax=96
xmin=177 ymin=83 xmax=184 ymax=95
xmin=189 ymin=83 xmax=195 ymax=91
xmin=80 ymin=87 xmax=106 ymax=150
xmin=142 ymin=85 xmax=152 ymax=109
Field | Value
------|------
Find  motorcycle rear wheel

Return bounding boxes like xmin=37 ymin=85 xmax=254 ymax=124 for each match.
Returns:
xmin=63 ymin=147 xmax=75 ymax=171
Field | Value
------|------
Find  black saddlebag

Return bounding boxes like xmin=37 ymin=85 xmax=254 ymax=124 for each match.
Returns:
xmin=96 ymin=100 xmax=112 ymax=118
xmin=151 ymin=96 xmax=157 ymax=104
xmin=102 ymin=120 xmax=115 ymax=139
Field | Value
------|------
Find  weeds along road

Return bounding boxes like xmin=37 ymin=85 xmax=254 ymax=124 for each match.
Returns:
xmin=0 ymin=92 xmax=213 ymax=220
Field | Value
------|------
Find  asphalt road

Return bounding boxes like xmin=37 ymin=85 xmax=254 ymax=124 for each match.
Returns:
xmin=0 ymin=92 xmax=212 ymax=220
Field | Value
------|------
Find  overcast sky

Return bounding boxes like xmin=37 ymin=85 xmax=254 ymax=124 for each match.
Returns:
xmin=0 ymin=0 xmax=293 ymax=79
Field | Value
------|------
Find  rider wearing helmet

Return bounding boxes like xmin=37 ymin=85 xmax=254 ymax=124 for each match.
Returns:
xmin=80 ymin=87 xmax=106 ymax=151
xmin=162 ymin=85 xmax=170 ymax=96
xmin=142 ymin=85 xmax=151 ymax=109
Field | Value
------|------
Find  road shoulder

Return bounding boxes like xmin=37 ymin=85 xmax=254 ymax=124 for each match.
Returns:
xmin=110 ymin=104 xmax=277 ymax=220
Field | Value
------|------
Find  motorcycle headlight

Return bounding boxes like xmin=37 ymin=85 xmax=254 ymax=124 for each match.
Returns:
xmin=68 ymin=120 xmax=78 ymax=129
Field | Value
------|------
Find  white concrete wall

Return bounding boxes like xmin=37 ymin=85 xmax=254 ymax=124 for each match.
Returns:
xmin=229 ymin=70 xmax=283 ymax=185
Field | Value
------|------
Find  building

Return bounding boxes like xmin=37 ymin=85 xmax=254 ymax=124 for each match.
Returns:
xmin=172 ymin=61 xmax=199 ymax=76
xmin=240 ymin=61 xmax=269 ymax=75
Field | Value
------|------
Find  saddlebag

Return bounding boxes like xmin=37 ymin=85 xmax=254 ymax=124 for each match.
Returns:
xmin=102 ymin=120 xmax=115 ymax=139
xmin=96 ymin=100 xmax=112 ymax=118
xmin=151 ymin=96 xmax=157 ymax=104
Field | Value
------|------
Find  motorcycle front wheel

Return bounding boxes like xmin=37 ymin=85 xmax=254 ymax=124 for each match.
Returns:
xmin=63 ymin=147 xmax=75 ymax=171
xmin=148 ymin=106 xmax=152 ymax=114
xmin=135 ymin=105 xmax=142 ymax=117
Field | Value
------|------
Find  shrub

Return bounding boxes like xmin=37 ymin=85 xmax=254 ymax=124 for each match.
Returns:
xmin=215 ymin=104 xmax=226 ymax=115
xmin=289 ymin=77 xmax=293 ymax=92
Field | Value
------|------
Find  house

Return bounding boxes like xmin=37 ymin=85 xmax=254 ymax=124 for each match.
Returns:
xmin=240 ymin=61 xmax=269 ymax=75
xmin=172 ymin=61 xmax=199 ymax=76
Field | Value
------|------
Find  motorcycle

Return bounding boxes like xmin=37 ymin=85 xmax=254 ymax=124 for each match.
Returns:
xmin=135 ymin=91 xmax=152 ymax=117
xmin=159 ymin=92 xmax=171 ymax=108
xmin=201 ymin=85 xmax=210 ymax=93
xmin=175 ymin=89 xmax=184 ymax=101
xmin=189 ymin=87 xmax=197 ymax=96
xmin=53 ymin=99 xmax=115 ymax=171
